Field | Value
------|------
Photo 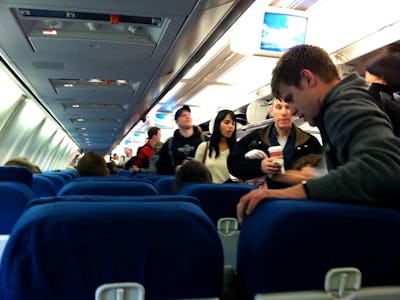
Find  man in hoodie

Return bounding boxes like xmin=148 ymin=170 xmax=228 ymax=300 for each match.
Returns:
xmin=237 ymin=44 xmax=400 ymax=223
xmin=156 ymin=105 xmax=205 ymax=175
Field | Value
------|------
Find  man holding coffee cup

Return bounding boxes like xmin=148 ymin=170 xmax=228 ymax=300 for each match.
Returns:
xmin=228 ymin=98 xmax=322 ymax=189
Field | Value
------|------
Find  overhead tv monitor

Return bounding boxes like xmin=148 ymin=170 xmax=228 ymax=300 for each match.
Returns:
xmin=260 ymin=9 xmax=308 ymax=56
xmin=154 ymin=113 xmax=174 ymax=129
xmin=229 ymin=4 xmax=308 ymax=58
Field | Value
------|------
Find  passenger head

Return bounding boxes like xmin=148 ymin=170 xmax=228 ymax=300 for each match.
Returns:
xmin=210 ymin=110 xmax=237 ymax=158
xmin=124 ymin=147 xmax=133 ymax=157
xmin=365 ymin=54 xmax=400 ymax=91
xmin=5 ymin=157 xmax=41 ymax=174
xmin=271 ymin=44 xmax=340 ymax=126
xmin=174 ymin=105 xmax=192 ymax=130
xmin=292 ymin=153 xmax=324 ymax=171
xmin=174 ymin=160 xmax=212 ymax=193
xmin=106 ymin=161 xmax=118 ymax=174
xmin=77 ymin=151 xmax=109 ymax=176
xmin=147 ymin=126 xmax=161 ymax=143
xmin=270 ymin=98 xmax=294 ymax=131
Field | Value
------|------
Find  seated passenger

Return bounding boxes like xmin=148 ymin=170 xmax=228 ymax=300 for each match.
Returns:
xmin=174 ymin=160 xmax=212 ymax=193
xmin=195 ymin=110 xmax=236 ymax=183
xmin=106 ymin=161 xmax=118 ymax=175
xmin=77 ymin=151 xmax=109 ymax=176
xmin=5 ymin=157 xmax=42 ymax=174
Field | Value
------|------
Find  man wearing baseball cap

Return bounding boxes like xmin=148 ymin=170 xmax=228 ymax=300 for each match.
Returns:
xmin=156 ymin=105 xmax=206 ymax=175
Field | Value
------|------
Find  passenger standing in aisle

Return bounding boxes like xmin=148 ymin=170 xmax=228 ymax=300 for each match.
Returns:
xmin=237 ymin=44 xmax=400 ymax=223
xmin=195 ymin=109 xmax=236 ymax=183
xmin=123 ymin=147 xmax=135 ymax=170
xmin=156 ymin=105 xmax=205 ymax=175
xmin=132 ymin=126 xmax=161 ymax=173
xmin=364 ymin=54 xmax=400 ymax=136
xmin=228 ymin=98 xmax=322 ymax=189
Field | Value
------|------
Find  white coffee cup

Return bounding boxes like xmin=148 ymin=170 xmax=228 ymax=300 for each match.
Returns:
xmin=268 ymin=145 xmax=285 ymax=173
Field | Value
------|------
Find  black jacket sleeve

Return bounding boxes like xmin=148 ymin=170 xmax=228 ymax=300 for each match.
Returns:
xmin=227 ymin=132 xmax=267 ymax=181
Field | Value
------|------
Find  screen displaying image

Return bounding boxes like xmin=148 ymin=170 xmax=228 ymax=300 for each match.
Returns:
xmin=154 ymin=113 xmax=174 ymax=129
xmin=260 ymin=12 xmax=308 ymax=53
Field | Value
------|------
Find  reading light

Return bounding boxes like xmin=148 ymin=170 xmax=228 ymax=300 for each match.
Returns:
xmin=42 ymin=30 xmax=57 ymax=36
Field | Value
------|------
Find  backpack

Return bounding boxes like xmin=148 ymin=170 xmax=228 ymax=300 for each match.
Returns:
xmin=368 ymin=83 xmax=400 ymax=137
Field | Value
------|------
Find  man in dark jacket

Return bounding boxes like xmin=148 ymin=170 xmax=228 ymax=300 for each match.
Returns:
xmin=228 ymin=98 xmax=322 ymax=188
xmin=156 ymin=105 xmax=205 ymax=175
xmin=237 ymin=44 xmax=400 ymax=223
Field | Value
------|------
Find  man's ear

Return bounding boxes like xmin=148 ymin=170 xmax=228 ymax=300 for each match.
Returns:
xmin=300 ymin=69 xmax=314 ymax=85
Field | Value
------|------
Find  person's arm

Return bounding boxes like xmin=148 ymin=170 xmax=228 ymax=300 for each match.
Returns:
xmin=310 ymin=98 xmax=400 ymax=203
xmin=237 ymin=184 xmax=307 ymax=223
xmin=227 ymin=133 xmax=267 ymax=180
xmin=272 ymin=168 xmax=319 ymax=185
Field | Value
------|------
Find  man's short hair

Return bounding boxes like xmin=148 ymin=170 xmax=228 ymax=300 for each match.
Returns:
xmin=174 ymin=105 xmax=191 ymax=120
xmin=147 ymin=126 xmax=160 ymax=139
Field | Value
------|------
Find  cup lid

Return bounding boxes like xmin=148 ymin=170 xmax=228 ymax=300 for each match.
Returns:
xmin=268 ymin=145 xmax=283 ymax=152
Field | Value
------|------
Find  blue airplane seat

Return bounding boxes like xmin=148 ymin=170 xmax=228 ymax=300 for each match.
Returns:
xmin=0 ymin=181 xmax=34 ymax=234
xmin=179 ymin=183 xmax=257 ymax=226
xmin=32 ymin=174 xmax=57 ymax=198
xmin=25 ymin=194 xmax=201 ymax=210
xmin=39 ymin=173 xmax=66 ymax=192
xmin=0 ymin=200 xmax=224 ymax=300
xmin=237 ymin=199 xmax=400 ymax=300
xmin=58 ymin=180 xmax=158 ymax=196
xmin=0 ymin=166 xmax=32 ymax=187
xmin=153 ymin=175 xmax=175 ymax=195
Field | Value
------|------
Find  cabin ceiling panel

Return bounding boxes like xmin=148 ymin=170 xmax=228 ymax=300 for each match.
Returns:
xmin=0 ymin=0 xmax=253 ymax=154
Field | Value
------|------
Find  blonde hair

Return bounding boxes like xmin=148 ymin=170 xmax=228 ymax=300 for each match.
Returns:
xmin=5 ymin=157 xmax=41 ymax=174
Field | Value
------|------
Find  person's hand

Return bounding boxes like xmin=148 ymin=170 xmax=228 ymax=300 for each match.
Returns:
xmin=237 ymin=188 xmax=273 ymax=223
xmin=130 ymin=165 xmax=140 ymax=173
xmin=261 ymin=157 xmax=281 ymax=174
xmin=237 ymin=184 xmax=308 ymax=223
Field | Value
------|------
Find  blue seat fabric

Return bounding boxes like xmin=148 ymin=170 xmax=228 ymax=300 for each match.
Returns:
xmin=58 ymin=180 xmax=158 ymax=196
xmin=179 ymin=183 xmax=257 ymax=226
xmin=0 ymin=182 xmax=34 ymax=234
xmin=0 ymin=200 xmax=223 ymax=300
xmin=237 ymin=199 xmax=400 ymax=300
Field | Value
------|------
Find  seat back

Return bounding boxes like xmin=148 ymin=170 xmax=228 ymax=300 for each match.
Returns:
xmin=237 ymin=200 xmax=400 ymax=299
xmin=179 ymin=183 xmax=257 ymax=226
xmin=0 ymin=182 xmax=34 ymax=234
xmin=39 ymin=173 xmax=66 ymax=192
xmin=26 ymin=194 xmax=200 ymax=209
xmin=58 ymin=180 xmax=158 ymax=196
xmin=0 ymin=199 xmax=223 ymax=300
xmin=0 ymin=166 xmax=32 ymax=187
xmin=153 ymin=175 xmax=175 ymax=195
xmin=32 ymin=174 xmax=57 ymax=197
